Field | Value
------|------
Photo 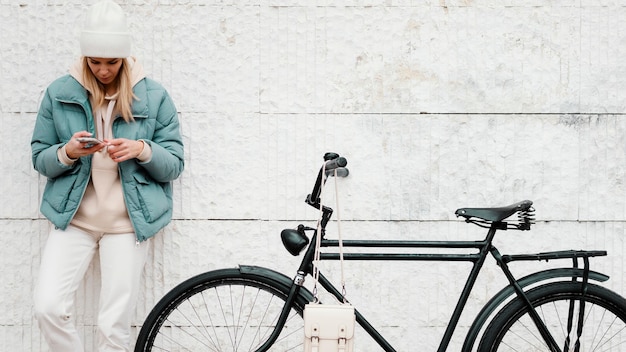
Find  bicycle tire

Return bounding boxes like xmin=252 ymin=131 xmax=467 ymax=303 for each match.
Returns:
xmin=478 ymin=281 xmax=626 ymax=351
xmin=134 ymin=267 xmax=310 ymax=352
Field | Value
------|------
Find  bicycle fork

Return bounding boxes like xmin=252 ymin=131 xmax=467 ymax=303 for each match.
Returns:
xmin=253 ymin=271 xmax=305 ymax=352
xmin=491 ymin=246 xmax=593 ymax=352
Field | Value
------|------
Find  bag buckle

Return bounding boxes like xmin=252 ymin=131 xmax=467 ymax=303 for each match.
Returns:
xmin=338 ymin=325 xmax=347 ymax=352
xmin=311 ymin=324 xmax=320 ymax=352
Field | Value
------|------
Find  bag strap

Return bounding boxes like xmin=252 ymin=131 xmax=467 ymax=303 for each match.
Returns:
xmin=334 ymin=168 xmax=347 ymax=301
xmin=312 ymin=165 xmax=347 ymax=303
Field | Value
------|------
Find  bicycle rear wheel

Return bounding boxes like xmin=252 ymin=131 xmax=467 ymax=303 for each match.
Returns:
xmin=134 ymin=267 xmax=310 ymax=352
xmin=479 ymin=281 xmax=626 ymax=351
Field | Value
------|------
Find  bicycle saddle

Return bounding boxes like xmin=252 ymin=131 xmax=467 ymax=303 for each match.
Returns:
xmin=455 ymin=200 xmax=533 ymax=222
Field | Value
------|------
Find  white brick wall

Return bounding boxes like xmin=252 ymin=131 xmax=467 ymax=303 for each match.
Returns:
xmin=1 ymin=1 xmax=625 ymax=351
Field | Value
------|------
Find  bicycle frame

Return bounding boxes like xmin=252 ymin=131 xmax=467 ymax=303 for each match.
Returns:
xmin=316 ymin=230 xmax=491 ymax=352
xmin=260 ymin=154 xmax=609 ymax=352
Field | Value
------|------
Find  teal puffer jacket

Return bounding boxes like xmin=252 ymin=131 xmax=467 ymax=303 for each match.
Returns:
xmin=31 ymin=74 xmax=184 ymax=242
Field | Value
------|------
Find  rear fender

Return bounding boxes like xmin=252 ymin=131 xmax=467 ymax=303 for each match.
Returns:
xmin=461 ymin=268 xmax=609 ymax=352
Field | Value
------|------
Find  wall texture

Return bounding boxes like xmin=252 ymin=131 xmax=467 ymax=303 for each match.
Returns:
xmin=1 ymin=0 xmax=625 ymax=351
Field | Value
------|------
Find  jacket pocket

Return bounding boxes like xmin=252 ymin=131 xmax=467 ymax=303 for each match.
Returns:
xmin=44 ymin=169 xmax=80 ymax=213
xmin=132 ymin=173 xmax=170 ymax=223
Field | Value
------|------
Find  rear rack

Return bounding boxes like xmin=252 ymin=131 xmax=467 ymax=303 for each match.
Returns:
xmin=502 ymin=250 xmax=607 ymax=264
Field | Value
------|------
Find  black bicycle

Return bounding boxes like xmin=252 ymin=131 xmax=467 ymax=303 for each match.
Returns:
xmin=135 ymin=153 xmax=626 ymax=352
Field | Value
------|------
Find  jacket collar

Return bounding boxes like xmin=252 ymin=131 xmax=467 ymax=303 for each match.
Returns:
xmin=56 ymin=77 xmax=90 ymax=107
xmin=130 ymin=79 xmax=149 ymax=118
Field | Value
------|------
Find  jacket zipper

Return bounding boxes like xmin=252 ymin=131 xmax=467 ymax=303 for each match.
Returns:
xmin=112 ymin=115 xmax=144 ymax=244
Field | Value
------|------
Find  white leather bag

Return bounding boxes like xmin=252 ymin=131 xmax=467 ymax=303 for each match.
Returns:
xmin=303 ymin=166 xmax=355 ymax=352
xmin=303 ymin=303 xmax=355 ymax=352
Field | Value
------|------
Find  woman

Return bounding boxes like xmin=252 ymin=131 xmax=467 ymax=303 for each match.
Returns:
xmin=31 ymin=1 xmax=184 ymax=351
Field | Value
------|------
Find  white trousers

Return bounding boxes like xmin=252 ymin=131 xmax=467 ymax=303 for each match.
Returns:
xmin=34 ymin=225 xmax=149 ymax=352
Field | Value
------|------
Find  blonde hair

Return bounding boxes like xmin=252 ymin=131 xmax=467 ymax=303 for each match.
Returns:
xmin=82 ymin=57 xmax=137 ymax=122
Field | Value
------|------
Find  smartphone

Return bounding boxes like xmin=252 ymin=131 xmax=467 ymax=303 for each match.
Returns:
xmin=76 ymin=137 xmax=104 ymax=148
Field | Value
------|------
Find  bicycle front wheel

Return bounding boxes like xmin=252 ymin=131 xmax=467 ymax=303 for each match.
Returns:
xmin=134 ymin=267 xmax=310 ymax=352
xmin=479 ymin=281 xmax=626 ymax=351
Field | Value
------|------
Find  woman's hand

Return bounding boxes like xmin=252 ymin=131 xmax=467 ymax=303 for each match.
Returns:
xmin=106 ymin=138 xmax=144 ymax=163
xmin=66 ymin=131 xmax=107 ymax=159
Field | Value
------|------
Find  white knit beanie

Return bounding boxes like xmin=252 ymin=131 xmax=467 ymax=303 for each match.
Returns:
xmin=80 ymin=0 xmax=131 ymax=58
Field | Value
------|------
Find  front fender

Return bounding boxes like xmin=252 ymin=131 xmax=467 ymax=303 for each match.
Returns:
xmin=239 ymin=264 xmax=315 ymax=303
xmin=461 ymin=267 xmax=609 ymax=352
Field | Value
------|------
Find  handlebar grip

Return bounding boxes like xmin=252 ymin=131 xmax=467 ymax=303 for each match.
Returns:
xmin=324 ymin=156 xmax=347 ymax=171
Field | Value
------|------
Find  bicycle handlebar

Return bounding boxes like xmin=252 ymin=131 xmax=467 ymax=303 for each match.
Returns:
xmin=324 ymin=154 xmax=347 ymax=170
xmin=306 ymin=153 xmax=349 ymax=209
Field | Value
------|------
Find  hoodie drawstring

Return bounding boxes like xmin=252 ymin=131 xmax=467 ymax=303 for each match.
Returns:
xmin=96 ymin=98 xmax=117 ymax=141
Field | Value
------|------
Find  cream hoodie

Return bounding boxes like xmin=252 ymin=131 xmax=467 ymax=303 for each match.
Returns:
xmin=58 ymin=57 xmax=152 ymax=234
